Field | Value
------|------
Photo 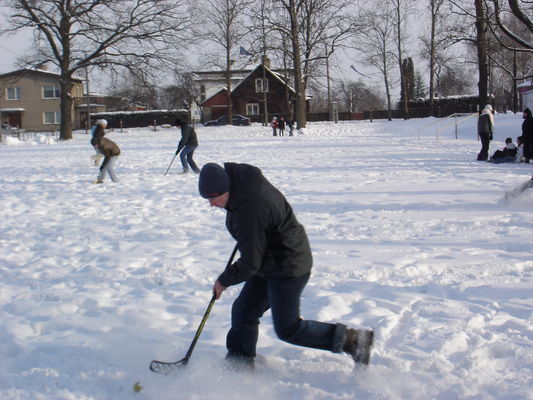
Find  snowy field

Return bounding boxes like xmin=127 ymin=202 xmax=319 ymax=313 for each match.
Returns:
xmin=1 ymin=113 xmax=532 ymax=400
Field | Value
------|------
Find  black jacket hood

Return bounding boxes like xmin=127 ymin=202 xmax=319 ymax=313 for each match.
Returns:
xmin=224 ymin=162 xmax=264 ymax=210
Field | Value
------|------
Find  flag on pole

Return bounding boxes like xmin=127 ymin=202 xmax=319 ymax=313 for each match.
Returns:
xmin=239 ymin=46 xmax=253 ymax=57
xmin=350 ymin=65 xmax=372 ymax=79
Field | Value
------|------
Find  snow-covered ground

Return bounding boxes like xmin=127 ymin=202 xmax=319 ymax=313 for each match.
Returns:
xmin=1 ymin=113 xmax=532 ymax=400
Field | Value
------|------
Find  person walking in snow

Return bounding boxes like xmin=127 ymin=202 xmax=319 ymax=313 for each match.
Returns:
xmin=90 ymin=119 xmax=107 ymax=166
xmin=271 ymin=117 xmax=278 ymax=136
xmin=287 ymin=119 xmax=295 ymax=136
xmin=521 ymin=108 xmax=533 ymax=163
xmin=198 ymin=162 xmax=374 ymax=370
xmin=278 ymin=116 xmax=286 ymax=136
xmin=489 ymin=137 xmax=518 ymax=163
xmin=91 ymin=136 xmax=120 ymax=183
xmin=477 ymin=104 xmax=494 ymax=161
xmin=174 ymin=117 xmax=200 ymax=174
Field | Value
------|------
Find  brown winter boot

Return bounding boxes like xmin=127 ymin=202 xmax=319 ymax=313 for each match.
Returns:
xmin=343 ymin=328 xmax=374 ymax=365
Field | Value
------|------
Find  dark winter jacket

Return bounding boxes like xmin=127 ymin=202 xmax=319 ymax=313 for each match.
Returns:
xmin=176 ymin=125 xmax=199 ymax=153
xmin=217 ymin=163 xmax=312 ymax=288
xmin=477 ymin=113 xmax=493 ymax=137
xmin=97 ymin=137 xmax=121 ymax=169
xmin=522 ymin=108 xmax=533 ymax=143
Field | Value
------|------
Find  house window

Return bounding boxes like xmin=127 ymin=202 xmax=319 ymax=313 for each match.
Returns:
xmin=6 ymin=87 xmax=21 ymax=100
xmin=43 ymin=111 xmax=61 ymax=124
xmin=246 ymin=103 xmax=260 ymax=115
xmin=255 ymin=78 xmax=269 ymax=93
xmin=42 ymin=85 xmax=61 ymax=99
xmin=200 ymin=85 xmax=206 ymax=101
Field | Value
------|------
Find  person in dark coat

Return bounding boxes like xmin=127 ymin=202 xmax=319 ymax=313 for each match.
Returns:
xmin=175 ymin=118 xmax=200 ymax=173
xmin=521 ymin=108 xmax=533 ymax=163
xmin=477 ymin=104 xmax=494 ymax=161
xmin=198 ymin=162 xmax=374 ymax=370
xmin=278 ymin=116 xmax=286 ymax=136
xmin=91 ymin=136 xmax=120 ymax=183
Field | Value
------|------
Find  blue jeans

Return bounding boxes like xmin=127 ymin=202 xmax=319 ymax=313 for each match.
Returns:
xmin=226 ymin=273 xmax=346 ymax=358
xmin=97 ymin=156 xmax=119 ymax=182
xmin=180 ymin=145 xmax=199 ymax=172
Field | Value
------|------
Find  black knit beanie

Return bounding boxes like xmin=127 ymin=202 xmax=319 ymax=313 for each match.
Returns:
xmin=199 ymin=163 xmax=230 ymax=199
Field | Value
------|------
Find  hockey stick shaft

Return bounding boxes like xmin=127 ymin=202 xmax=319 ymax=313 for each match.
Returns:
xmin=150 ymin=244 xmax=239 ymax=372
xmin=164 ymin=154 xmax=178 ymax=176
xmin=180 ymin=244 xmax=239 ymax=360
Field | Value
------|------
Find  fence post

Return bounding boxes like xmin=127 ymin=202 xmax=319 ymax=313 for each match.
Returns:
xmin=455 ymin=114 xmax=458 ymax=139
xmin=154 ymin=119 xmax=157 ymax=132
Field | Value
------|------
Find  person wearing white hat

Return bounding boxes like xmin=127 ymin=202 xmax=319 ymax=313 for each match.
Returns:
xmin=477 ymin=104 xmax=494 ymax=161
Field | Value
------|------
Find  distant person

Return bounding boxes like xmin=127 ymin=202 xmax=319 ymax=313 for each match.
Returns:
xmin=91 ymin=119 xmax=107 ymax=139
xmin=489 ymin=137 xmax=518 ymax=163
xmin=271 ymin=117 xmax=278 ymax=136
xmin=278 ymin=117 xmax=286 ymax=136
xmin=174 ymin=118 xmax=200 ymax=174
xmin=90 ymin=119 xmax=107 ymax=166
xmin=91 ymin=136 xmax=120 ymax=183
xmin=287 ymin=119 xmax=294 ymax=136
xmin=198 ymin=162 xmax=374 ymax=371
xmin=477 ymin=104 xmax=494 ymax=161
xmin=521 ymin=108 xmax=533 ymax=163
xmin=516 ymin=136 xmax=525 ymax=162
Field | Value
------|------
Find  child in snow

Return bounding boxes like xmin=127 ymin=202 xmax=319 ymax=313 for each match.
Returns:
xmin=91 ymin=136 xmax=121 ymax=183
xmin=489 ymin=137 xmax=518 ymax=163
xmin=90 ymin=119 xmax=107 ymax=166
xmin=271 ymin=117 xmax=278 ymax=136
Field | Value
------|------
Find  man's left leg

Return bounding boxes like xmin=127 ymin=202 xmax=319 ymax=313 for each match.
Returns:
xmin=185 ymin=146 xmax=200 ymax=173
xmin=268 ymin=274 xmax=373 ymax=364
xmin=268 ymin=274 xmax=345 ymax=352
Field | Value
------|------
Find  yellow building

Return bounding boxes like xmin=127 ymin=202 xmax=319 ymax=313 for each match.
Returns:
xmin=0 ymin=66 xmax=84 ymax=131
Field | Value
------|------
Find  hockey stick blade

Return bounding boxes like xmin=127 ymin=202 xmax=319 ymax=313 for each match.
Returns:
xmin=149 ymin=358 xmax=189 ymax=374
xmin=502 ymin=179 xmax=533 ymax=203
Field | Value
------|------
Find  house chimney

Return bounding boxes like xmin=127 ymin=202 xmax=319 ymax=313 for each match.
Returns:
xmin=262 ymin=56 xmax=270 ymax=69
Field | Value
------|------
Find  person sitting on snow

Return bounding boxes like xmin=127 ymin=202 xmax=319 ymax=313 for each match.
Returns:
xmin=489 ymin=137 xmax=518 ymax=163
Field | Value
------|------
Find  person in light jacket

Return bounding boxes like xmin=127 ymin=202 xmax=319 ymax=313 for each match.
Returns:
xmin=91 ymin=136 xmax=120 ymax=183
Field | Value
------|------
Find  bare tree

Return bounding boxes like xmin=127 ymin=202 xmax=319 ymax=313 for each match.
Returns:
xmin=389 ymin=0 xmax=412 ymax=119
xmin=268 ymin=0 xmax=358 ymax=129
xmin=489 ymin=0 xmax=533 ymax=51
xmin=195 ymin=0 xmax=252 ymax=125
xmin=244 ymin=0 xmax=277 ymax=125
xmin=335 ymin=79 xmax=385 ymax=113
xmin=445 ymin=1 xmax=491 ymax=109
xmin=419 ymin=0 xmax=452 ymax=115
xmin=2 ymin=0 xmax=194 ymax=140
xmin=353 ymin=3 xmax=397 ymax=120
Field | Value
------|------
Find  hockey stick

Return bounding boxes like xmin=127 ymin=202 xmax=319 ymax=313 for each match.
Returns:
xmin=163 ymin=154 xmax=178 ymax=176
xmin=149 ymin=244 xmax=239 ymax=374
xmin=502 ymin=178 xmax=533 ymax=203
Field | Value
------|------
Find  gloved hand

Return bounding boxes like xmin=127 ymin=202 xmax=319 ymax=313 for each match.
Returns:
xmin=175 ymin=149 xmax=180 ymax=155
xmin=99 ymin=166 xmax=103 ymax=172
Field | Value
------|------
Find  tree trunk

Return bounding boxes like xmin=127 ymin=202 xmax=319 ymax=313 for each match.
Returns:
xmin=226 ymin=47 xmax=233 ymax=125
xmin=59 ymin=77 xmax=74 ymax=140
xmin=429 ymin=0 xmax=437 ymax=116
xmin=288 ymin=0 xmax=306 ymax=130
xmin=475 ymin=0 xmax=488 ymax=109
